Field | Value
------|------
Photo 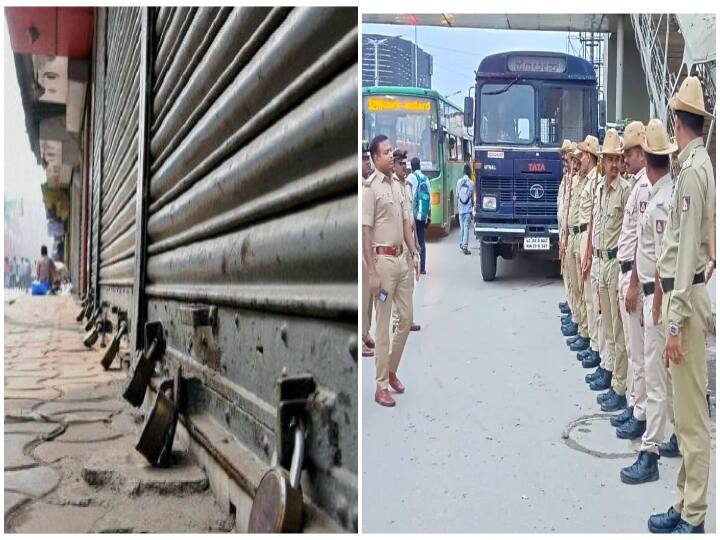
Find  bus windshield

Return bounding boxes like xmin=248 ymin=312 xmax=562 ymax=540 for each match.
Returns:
xmin=538 ymin=86 xmax=593 ymax=145
xmin=363 ymin=95 xmax=439 ymax=170
xmin=478 ymin=83 xmax=535 ymax=145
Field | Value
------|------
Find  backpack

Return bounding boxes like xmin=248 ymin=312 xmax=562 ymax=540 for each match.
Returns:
xmin=413 ymin=173 xmax=431 ymax=222
xmin=458 ymin=178 xmax=472 ymax=205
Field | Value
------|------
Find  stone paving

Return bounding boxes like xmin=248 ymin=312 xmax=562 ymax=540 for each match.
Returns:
xmin=4 ymin=292 xmax=232 ymax=533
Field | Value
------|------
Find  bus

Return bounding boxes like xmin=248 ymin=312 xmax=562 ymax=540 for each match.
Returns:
xmin=463 ymin=51 xmax=599 ymax=281
xmin=362 ymin=86 xmax=473 ymax=235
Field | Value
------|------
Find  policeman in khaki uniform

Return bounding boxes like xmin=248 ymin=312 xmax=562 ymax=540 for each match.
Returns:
xmin=361 ymin=141 xmax=375 ymax=358
xmin=391 ymin=148 xmax=421 ymax=333
xmin=620 ymin=119 xmax=677 ymax=485
xmin=564 ymin=145 xmax=594 ymax=352
xmin=362 ymin=135 xmax=419 ymax=408
xmin=593 ymin=129 xmax=632 ymax=413
xmin=557 ymin=140 xmax=574 ymax=318
xmin=612 ymin=121 xmax=652 ymax=439
xmin=560 ymin=144 xmax=583 ymax=334
xmin=648 ymin=76 xmax=715 ymax=534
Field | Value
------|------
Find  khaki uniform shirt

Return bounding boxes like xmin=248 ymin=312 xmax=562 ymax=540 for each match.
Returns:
xmin=637 ymin=173 xmax=673 ymax=284
xmin=578 ymin=167 xmax=598 ymax=227
xmin=362 ymin=171 xmax=408 ymax=248
xmin=395 ymin=175 xmax=415 ymax=263
xmin=557 ymin=174 xmax=567 ymax=227
xmin=598 ymin=174 xmax=632 ymax=251
xmin=567 ymin=173 xmax=588 ymax=229
xmin=657 ymin=137 xmax=716 ymax=326
xmin=617 ymin=167 xmax=651 ymax=262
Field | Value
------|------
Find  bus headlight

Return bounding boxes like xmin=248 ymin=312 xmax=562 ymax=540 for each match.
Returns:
xmin=482 ymin=195 xmax=497 ymax=210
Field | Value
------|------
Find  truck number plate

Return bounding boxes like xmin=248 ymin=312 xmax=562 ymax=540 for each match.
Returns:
xmin=524 ymin=237 xmax=550 ymax=251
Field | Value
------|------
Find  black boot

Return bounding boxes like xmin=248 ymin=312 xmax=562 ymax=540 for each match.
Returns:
xmin=610 ymin=406 xmax=633 ymax=427
xmin=597 ymin=388 xmax=615 ymax=404
xmin=647 ymin=507 xmax=681 ymax=533
xmin=591 ymin=371 xmax=613 ymax=392
xmin=566 ymin=334 xmax=583 ymax=346
xmin=659 ymin=433 xmax=680 ymax=458
xmin=577 ymin=348 xmax=592 ymax=361
xmin=601 ymin=391 xmax=627 ymax=412
xmin=620 ymin=451 xmax=659 ymax=484
xmin=581 ymin=351 xmax=601 ymax=368
xmin=561 ymin=323 xmax=578 ymax=336
xmin=570 ymin=336 xmax=590 ymax=351
xmin=585 ymin=366 xmax=603 ymax=383
xmin=616 ymin=416 xmax=646 ymax=439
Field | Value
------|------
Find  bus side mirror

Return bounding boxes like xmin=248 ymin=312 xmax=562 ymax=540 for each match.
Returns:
xmin=464 ymin=96 xmax=474 ymax=127
xmin=598 ymin=100 xmax=607 ymax=129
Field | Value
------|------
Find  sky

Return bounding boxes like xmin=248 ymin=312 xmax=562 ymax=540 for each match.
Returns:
xmin=4 ymin=20 xmax=46 ymax=203
xmin=363 ymin=23 xmax=577 ymax=104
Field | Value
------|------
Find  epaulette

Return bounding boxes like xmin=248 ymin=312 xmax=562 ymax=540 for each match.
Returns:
xmin=680 ymin=149 xmax=695 ymax=171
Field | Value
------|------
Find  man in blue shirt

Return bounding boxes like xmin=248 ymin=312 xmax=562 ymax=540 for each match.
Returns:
xmin=456 ymin=164 xmax=475 ymax=255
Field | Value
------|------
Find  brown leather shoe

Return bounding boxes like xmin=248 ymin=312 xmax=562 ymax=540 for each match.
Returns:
xmin=363 ymin=337 xmax=375 ymax=348
xmin=389 ymin=372 xmax=405 ymax=393
xmin=362 ymin=343 xmax=374 ymax=357
xmin=410 ymin=323 xmax=421 ymax=331
xmin=375 ymin=388 xmax=396 ymax=407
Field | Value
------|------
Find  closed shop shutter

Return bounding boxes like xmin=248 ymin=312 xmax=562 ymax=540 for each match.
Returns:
xmin=97 ymin=7 xmax=141 ymax=312
xmin=143 ymin=7 xmax=358 ymax=528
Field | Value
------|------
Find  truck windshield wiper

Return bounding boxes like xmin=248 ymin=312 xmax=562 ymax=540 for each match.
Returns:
xmin=482 ymin=76 xmax=520 ymax=96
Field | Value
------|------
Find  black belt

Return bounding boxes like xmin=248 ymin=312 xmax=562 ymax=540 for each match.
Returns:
xmin=660 ymin=272 xmax=705 ymax=294
xmin=620 ymin=260 xmax=633 ymax=274
xmin=642 ymin=282 xmax=655 ymax=296
xmin=570 ymin=223 xmax=588 ymax=235
xmin=594 ymin=248 xmax=618 ymax=260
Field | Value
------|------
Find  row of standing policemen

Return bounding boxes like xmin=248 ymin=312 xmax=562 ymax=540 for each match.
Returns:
xmin=557 ymin=76 xmax=715 ymax=533
xmin=361 ymin=136 xmax=420 ymax=408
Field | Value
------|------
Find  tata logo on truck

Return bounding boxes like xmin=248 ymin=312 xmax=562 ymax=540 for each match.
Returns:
xmin=529 ymin=184 xmax=545 ymax=199
xmin=528 ymin=162 xmax=546 ymax=172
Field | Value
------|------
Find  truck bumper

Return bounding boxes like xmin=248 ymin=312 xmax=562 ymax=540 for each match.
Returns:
xmin=474 ymin=223 xmax=560 ymax=259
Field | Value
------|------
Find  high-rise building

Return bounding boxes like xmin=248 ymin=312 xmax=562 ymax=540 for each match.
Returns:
xmin=362 ymin=34 xmax=433 ymax=88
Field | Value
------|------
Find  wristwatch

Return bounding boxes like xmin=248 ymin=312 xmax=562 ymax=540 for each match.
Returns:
xmin=669 ymin=323 xmax=681 ymax=337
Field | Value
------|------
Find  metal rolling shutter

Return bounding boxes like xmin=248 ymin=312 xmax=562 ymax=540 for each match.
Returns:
xmin=97 ymin=7 xmax=141 ymax=311
xmin=145 ymin=7 xmax=358 ymax=528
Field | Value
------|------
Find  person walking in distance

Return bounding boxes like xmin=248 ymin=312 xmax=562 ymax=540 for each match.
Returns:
xmin=409 ymin=157 xmax=430 ymax=274
xmin=456 ymin=163 xmax=475 ymax=255
xmin=648 ymin=76 xmax=715 ymax=534
xmin=361 ymin=141 xmax=375 ymax=358
xmin=613 ymin=121 xmax=652 ymax=440
xmin=362 ymin=135 xmax=420 ymax=407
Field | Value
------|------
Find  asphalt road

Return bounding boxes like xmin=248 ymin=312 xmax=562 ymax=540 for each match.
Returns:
xmin=362 ymin=227 xmax=716 ymax=533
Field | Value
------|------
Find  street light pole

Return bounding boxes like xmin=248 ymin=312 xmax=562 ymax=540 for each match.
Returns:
xmin=367 ymin=35 xmax=402 ymax=86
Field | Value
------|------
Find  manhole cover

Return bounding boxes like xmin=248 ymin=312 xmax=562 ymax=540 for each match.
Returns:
xmin=562 ymin=413 xmax=638 ymax=458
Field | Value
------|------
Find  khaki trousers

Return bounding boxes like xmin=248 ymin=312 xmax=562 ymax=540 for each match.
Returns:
xmin=591 ymin=255 xmax=611 ymax=369
xmin=664 ymin=285 xmax=711 ymax=526
xmin=362 ymin=263 xmax=373 ymax=342
xmin=599 ymin=257 xmax=628 ymax=395
xmin=392 ymin=253 xmax=415 ymax=327
xmin=578 ymin=232 xmax=595 ymax=347
xmin=563 ymin=246 xmax=578 ymax=323
xmin=374 ymin=254 xmax=413 ymax=389
xmin=618 ymin=268 xmax=646 ymax=418
xmin=639 ymin=292 xmax=674 ymax=455
xmin=569 ymin=233 xmax=589 ymax=338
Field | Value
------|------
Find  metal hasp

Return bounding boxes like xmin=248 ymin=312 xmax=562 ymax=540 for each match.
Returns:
xmin=178 ymin=304 xmax=217 ymax=329
xmin=121 ymin=320 xmax=165 ymax=407
xmin=247 ymin=375 xmax=315 ymax=533
xmin=136 ymin=367 xmax=182 ymax=467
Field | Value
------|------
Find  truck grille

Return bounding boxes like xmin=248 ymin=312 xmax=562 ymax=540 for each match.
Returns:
xmin=478 ymin=178 xmax=513 ymax=204
xmin=514 ymin=177 xmax=558 ymax=217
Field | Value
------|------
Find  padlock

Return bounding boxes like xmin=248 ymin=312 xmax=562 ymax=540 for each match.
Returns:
xmin=75 ymin=305 xmax=86 ymax=322
xmin=100 ymin=320 xmax=127 ymax=370
xmin=135 ymin=370 xmax=181 ymax=467
xmin=121 ymin=337 xmax=160 ymax=407
xmin=84 ymin=309 xmax=99 ymax=332
xmin=83 ymin=322 xmax=100 ymax=348
xmin=247 ymin=418 xmax=305 ymax=533
xmin=83 ymin=302 xmax=93 ymax=320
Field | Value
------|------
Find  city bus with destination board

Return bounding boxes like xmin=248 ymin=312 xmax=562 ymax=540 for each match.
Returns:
xmin=463 ymin=51 xmax=599 ymax=280
xmin=363 ymin=86 xmax=473 ymax=235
